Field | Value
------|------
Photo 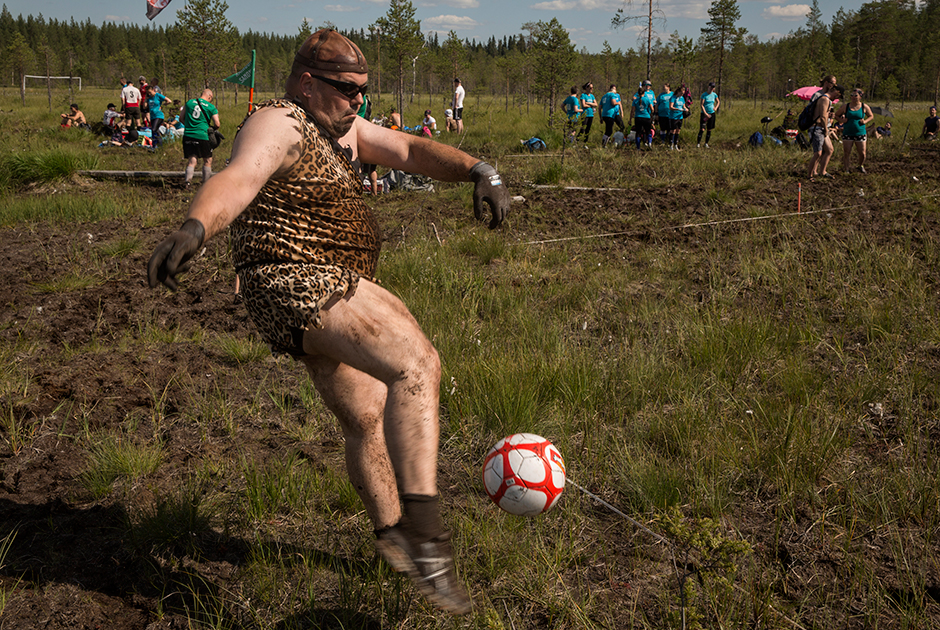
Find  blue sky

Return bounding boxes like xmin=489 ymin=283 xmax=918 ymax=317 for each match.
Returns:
xmin=3 ymin=0 xmax=856 ymax=53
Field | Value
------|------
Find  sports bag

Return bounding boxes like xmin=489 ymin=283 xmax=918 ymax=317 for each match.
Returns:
xmin=797 ymin=92 xmax=822 ymax=131
xmin=522 ymin=137 xmax=547 ymax=152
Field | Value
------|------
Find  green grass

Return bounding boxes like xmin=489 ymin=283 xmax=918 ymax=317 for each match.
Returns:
xmin=2 ymin=85 xmax=940 ymax=628
xmin=0 ymin=530 xmax=19 ymax=617
xmin=80 ymin=435 xmax=164 ymax=499
xmin=212 ymin=333 xmax=271 ymax=365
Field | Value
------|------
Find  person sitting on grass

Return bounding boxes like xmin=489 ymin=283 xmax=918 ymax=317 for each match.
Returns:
xmin=874 ymin=121 xmax=892 ymax=139
xmin=444 ymin=106 xmax=456 ymax=132
xmin=923 ymin=106 xmax=939 ymax=141
xmin=102 ymin=103 xmax=124 ymax=131
xmin=102 ymin=127 xmax=137 ymax=148
xmin=388 ymin=107 xmax=402 ymax=130
xmin=60 ymin=104 xmax=87 ymax=129
xmin=421 ymin=109 xmax=437 ymax=137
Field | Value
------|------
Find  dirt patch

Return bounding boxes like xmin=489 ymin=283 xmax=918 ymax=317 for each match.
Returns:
xmin=1 ymin=147 xmax=939 ymax=628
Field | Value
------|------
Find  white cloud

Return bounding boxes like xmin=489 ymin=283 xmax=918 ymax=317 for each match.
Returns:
xmin=532 ymin=0 xmax=708 ymax=20
xmin=764 ymin=32 xmax=785 ymax=40
xmin=104 ymin=14 xmax=132 ymax=22
xmin=662 ymin=1 xmax=710 ymax=19
xmin=325 ymin=4 xmax=361 ymax=10
xmin=530 ymin=0 xmax=621 ymax=10
xmin=424 ymin=14 xmax=482 ymax=29
xmin=421 ymin=0 xmax=481 ymax=7
xmin=762 ymin=4 xmax=810 ymax=20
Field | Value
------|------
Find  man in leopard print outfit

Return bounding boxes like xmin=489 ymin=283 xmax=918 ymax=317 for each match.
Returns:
xmin=147 ymin=29 xmax=508 ymax=615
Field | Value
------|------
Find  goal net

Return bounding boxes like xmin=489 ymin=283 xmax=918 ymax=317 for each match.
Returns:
xmin=22 ymin=75 xmax=83 ymax=91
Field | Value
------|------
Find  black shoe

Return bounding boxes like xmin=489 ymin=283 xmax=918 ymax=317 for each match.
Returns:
xmin=376 ymin=524 xmax=471 ymax=614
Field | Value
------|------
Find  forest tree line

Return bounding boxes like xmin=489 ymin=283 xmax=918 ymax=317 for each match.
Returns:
xmin=2 ymin=0 xmax=939 ymax=110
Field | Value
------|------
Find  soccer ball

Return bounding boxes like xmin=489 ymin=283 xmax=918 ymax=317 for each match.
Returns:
xmin=482 ymin=433 xmax=566 ymax=516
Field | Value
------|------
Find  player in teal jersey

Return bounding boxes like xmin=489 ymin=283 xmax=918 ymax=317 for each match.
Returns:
xmin=577 ymin=82 xmax=597 ymax=142
xmin=697 ymin=82 xmax=720 ymax=147
xmin=599 ymin=85 xmax=625 ymax=147
xmin=656 ymin=83 xmax=673 ymax=144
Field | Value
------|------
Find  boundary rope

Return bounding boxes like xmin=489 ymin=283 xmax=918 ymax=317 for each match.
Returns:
xmin=521 ymin=191 xmax=940 ymax=246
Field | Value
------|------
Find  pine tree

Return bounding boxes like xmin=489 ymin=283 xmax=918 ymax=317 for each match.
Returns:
xmin=6 ymin=31 xmax=33 ymax=103
xmin=173 ymin=0 xmax=239 ymax=98
xmin=522 ymin=18 xmax=577 ymax=126
xmin=700 ymin=0 xmax=744 ymax=94
xmin=440 ymin=31 xmax=465 ymax=85
xmin=668 ymin=31 xmax=695 ymax=86
xmin=374 ymin=0 xmax=423 ymax=127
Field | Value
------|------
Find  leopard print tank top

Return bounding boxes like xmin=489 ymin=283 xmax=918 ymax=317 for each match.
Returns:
xmin=230 ymin=98 xmax=381 ymax=277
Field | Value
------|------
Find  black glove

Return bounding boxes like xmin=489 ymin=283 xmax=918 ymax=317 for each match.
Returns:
xmin=147 ymin=218 xmax=205 ymax=291
xmin=469 ymin=161 xmax=509 ymax=229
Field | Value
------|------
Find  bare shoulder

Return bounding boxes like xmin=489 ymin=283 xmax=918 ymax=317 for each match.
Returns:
xmin=239 ymin=105 xmax=302 ymax=138
xmin=231 ymin=106 xmax=305 ymax=177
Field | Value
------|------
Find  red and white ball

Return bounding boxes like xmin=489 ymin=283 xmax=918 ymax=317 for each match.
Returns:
xmin=482 ymin=433 xmax=566 ymax=516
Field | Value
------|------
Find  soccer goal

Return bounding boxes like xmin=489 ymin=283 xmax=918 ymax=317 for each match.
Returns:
xmin=22 ymin=75 xmax=83 ymax=91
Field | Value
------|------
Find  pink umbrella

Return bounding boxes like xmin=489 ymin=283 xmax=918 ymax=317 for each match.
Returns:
xmin=788 ymin=86 xmax=822 ymax=100
xmin=788 ymin=85 xmax=839 ymax=103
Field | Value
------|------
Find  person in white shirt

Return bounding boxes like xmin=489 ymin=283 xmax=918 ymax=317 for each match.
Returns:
xmin=452 ymin=78 xmax=466 ymax=133
xmin=422 ymin=109 xmax=437 ymax=137
xmin=120 ymin=79 xmax=142 ymax=130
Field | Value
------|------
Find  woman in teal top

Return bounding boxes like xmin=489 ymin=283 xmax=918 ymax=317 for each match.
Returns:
xmin=668 ymin=92 xmax=688 ymax=149
xmin=578 ymin=82 xmax=597 ymax=142
xmin=835 ymin=88 xmax=874 ymax=173
xmin=599 ymin=85 xmax=625 ymax=147
xmin=563 ymin=86 xmax=582 ymax=142
xmin=697 ymin=82 xmax=720 ymax=147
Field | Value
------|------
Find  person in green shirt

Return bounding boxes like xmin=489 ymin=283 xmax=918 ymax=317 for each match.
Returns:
xmin=182 ymin=88 xmax=221 ymax=187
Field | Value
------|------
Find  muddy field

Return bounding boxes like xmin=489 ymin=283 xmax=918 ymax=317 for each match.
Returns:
xmin=1 ymin=142 xmax=940 ymax=629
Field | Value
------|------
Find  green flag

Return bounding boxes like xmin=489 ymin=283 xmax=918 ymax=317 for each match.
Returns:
xmin=224 ymin=50 xmax=255 ymax=88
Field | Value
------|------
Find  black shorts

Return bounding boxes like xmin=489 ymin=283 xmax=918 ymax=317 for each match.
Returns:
xmin=671 ymin=118 xmax=683 ymax=130
xmin=454 ymin=107 xmax=463 ymax=121
xmin=700 ymin=111 xmax=716 ymax=130
xmin=658 ymin=116 xmax=673 ymax=132
xmin=183 ymin=137 xmax=213 ymax=159
xmin=635 ymin=116 xmax=653 ymax=136
xmin=602 ymin=115 xmax=625 ymax=136
xmin=124 ymin=106 xmax=141 ymax=121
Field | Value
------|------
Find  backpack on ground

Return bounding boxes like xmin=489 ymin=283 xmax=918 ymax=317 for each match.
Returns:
xmin=382 ymin=169 xmax=435 ymax=192
xmin=748 ymin=131 xmax=764 ymax=147
xmin=797 ymin=92 xmax=822 ymax=131
xmin=521 ymin=137 xmax=546 ymax=152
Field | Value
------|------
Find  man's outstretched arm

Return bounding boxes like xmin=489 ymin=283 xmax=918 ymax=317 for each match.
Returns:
xmin=355 ymin=118 xmax=509 ymax=228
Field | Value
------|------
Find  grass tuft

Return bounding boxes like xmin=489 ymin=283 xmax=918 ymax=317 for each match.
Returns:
xmin=80 ymin=436 xmax=163 ymax=499
xmin=0 ymin=148 xmax=97 ymax=192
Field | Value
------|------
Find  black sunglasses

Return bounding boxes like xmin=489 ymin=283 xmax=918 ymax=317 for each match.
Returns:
xmin=311 ymin=74 xmax=368 ymax=99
